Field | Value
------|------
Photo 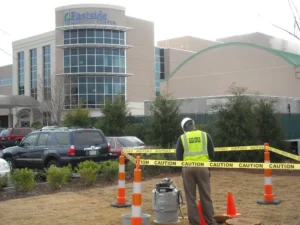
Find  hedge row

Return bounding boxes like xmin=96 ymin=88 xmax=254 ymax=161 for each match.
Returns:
xmin=0 ymin=160 xmax=120 ymax=192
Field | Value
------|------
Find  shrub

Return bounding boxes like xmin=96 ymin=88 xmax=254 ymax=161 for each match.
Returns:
xmin=45 ymin=165 xmax=73 ymax=189
xmin=10 ymin=168 xmax=36 ymax=192
xmin=125 ymin=161 xmax=136 ymax=178
xmin=76 ymin=160 xmax=101 ymax=185
xmin=0 ymin=174 xmax=9 ymax=189
xmin=101 ymin=160 xmax=119 ymax=182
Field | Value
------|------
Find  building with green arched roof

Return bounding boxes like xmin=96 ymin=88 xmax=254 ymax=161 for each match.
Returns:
xmin=151 ymin=33 xmax=300 ymax=116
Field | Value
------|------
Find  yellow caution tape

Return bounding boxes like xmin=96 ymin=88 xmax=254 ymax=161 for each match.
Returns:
xmin=267 ymin=147 xmax=300 ymax=161
xmin=123 ymin=145 xmax=265 ymax=154
xmin=123 ymin=151 xmax=136 ymax=164
xmin=124 ymin=149 xmax=175 ymax=154
xmin=139 ymin=159 xmax=300 ymax=170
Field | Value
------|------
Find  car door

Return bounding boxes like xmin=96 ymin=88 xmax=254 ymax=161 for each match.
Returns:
xmin=32 ymin=132 xmax=51 ymax=169
xmin=15 ymin=133 xmax=39 ymax=168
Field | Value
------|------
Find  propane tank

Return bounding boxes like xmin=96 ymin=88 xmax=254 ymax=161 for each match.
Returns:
xmin=152 ymin=178 xmax=183 ymax=224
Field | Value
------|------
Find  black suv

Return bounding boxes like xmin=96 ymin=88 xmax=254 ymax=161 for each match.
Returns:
xmin=1 ymin=127 xmax=111 ymax=170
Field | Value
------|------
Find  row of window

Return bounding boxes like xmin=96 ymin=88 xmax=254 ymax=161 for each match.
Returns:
xmin=64 ymin=29 xmax=125 ymax=45
xmin=43 ymin=46 xmax=51 ymax=100
xmin=155 ymin=47 xmax=165 ymax=95
xmin=18 ymin=45 xmax=51 ymax=99
xmin=30 ymin=49 xmax=37 ymax=99
xmin=64 ymin=94 xmax=126 ymax=109
xmin=64 ymin=75 xmax=125 ymax=95
xmin=64 ymin=48 xmax=126 ymax=74
xmin=0 ymin=77 xmax=12 ymax=86
xmin=18 ymin=52 xmax=25 ymax=95
xmin=64 ymin=75 xmax=125 ymax=109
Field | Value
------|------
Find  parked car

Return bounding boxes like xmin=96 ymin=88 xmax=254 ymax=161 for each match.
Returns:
xmin=0 ymin=128 xmax=7 ymax=150
xmin=106 ymin=136 xmax=146 ymax=159
xmin=0 ymin=127 xmax=34 ymax=148
xmin=0 ymin=158 xmax=10 ymax=178
xmin=1 ymin=127 xmax=111 ymax=170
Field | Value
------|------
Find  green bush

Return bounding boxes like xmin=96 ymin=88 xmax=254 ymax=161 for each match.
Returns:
xmin=0 ymin=174 xmax=9 ymax=189
xmin=101 ymin=160 xmax=119 ymax=182
xmin=45 ymin=165 xmax=73 ymax=189
xmin=125 ymin=161 xmax=136 ymax=178
xmin=76 ymin=160 xmax=101 ymax=185
xmin=10 ymin=168 xmax=36 ymax=192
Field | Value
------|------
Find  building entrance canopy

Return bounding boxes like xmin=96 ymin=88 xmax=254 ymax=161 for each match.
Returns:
xmin=0 ymin=95 xmax=40 ymax=109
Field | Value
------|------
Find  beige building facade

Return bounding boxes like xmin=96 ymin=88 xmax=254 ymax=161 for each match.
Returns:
xmin=153 ymin=35 xmax=300 ymax=114
xmin=9 ymin=4 xmax=155 ymax=126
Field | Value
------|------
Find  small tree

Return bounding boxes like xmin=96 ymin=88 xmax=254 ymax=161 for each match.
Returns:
xmin=95 ymin=95 xmax=130 ymax=136
xmin=62 ymin=108 xmax=90 ymax=127
xmin=149 ymin=93 xmax=182 ymax=148
xmin=254 ymin=98 xmax=287 ymax=151
xmin=214 ymin=84 xmax=286 ymax=162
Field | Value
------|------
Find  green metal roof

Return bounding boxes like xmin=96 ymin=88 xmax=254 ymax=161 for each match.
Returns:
xmin=162 ymin=42 xmax=300 ymax=82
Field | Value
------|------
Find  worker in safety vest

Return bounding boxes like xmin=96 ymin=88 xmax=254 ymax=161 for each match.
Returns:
xmin=176 ymin=117 xmax=217 ymax=225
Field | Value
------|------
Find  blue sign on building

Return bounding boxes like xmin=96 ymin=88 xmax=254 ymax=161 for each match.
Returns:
xmin=64 ymin=11 xmax=116 ymax=25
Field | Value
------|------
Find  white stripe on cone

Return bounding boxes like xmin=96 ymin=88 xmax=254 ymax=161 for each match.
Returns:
xmin=131 ymin=205 xmax=142 ymax=217
xmin=118 ymin=180 xmax=125 ymax=188
xmin=264 ymin=177 xmax=272 ymax=185
xmin=119 ymin=164 xmax=125 ymax=172
xmin=133 ymin=182 xmax=142 ymax=193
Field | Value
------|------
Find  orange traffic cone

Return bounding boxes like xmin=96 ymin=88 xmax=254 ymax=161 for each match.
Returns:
xmin=223 ymin=191 xmax=241 ymax=218
xmin=198 ymin=201 xmax=206 ymax=225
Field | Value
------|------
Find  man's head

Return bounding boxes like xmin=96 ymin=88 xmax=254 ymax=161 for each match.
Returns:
xmin=181 ymin=117 xmax=196 ymax=132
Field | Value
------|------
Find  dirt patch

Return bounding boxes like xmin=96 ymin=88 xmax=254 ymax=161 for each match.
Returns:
xmin=0 ymin=170 xmax=299 ymax=225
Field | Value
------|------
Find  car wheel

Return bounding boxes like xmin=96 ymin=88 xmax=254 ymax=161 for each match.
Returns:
xmin=5 ymin=157 xmax=15 ymax=170
xmin=47 ymin=160 xmax=59 ymax=168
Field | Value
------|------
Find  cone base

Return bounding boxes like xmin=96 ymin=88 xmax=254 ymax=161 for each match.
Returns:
xmin=110 ymin=201 xmax=132 ymax=208
xmin=257 ymin=199 xmax=281 ymax=205
xmin=223 ymin=212 xmax=241 ymax=218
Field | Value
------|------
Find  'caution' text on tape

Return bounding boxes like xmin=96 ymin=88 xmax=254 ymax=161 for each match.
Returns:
xmin=139 ymin=159 xmax=300 ymax=170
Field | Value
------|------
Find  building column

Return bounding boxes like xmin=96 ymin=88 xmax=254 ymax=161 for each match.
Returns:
xmin=8 ymin=108 xmax=13 ymax=128
xmin=30 ymin=108 xmax=34 ymax=127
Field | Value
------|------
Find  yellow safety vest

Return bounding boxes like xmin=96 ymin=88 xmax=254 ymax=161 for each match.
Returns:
xmin=180 ymin=130 xmax=209 ymax=162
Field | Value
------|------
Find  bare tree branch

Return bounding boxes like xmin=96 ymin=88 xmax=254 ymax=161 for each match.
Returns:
xmin=37 ymin=74 xmax=65 ymax=126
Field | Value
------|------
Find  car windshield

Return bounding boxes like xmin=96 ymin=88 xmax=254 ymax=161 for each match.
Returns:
xmin=74 ymin=130 xmax=104 ymax=146
xmin=117 ymin=137 xmax=145 ymax=147
xmin=0 ymin=129 xmax=9 ymax=137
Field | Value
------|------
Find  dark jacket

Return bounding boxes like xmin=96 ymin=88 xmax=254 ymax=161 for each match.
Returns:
xmin=176 ymin=130 xmax=215 ymax=161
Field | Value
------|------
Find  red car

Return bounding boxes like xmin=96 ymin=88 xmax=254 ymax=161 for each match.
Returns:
xmin=0 ymin=127 xmax=34 ymax=148
xmin=106 ymin=136 xmax=146 ymax=159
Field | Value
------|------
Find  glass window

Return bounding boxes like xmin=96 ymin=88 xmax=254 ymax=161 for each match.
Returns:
xmin=30 ymin=48 xmax=37 ymax=99
xmin=105 ymin=83 xmax=112 ymax=94
xmin=0 ymin=77 xmax=12 ymax=86
xmin=88 ymin=83 xmax=96 ymax=94
xmin=64 ymin=29 xmax=125 ymax=45
xmin=87 ymin=55 xmax=95 ymax=65
xmin=22 ymin=133 xmax=39 ymax=146
xmin=105 ymin=76 xmax=112 ymax=83
xmin=96 ymin=95 xmax=104 ymax=104
xmin=11 ymin=129 xmax=21 ymax=135
xmin=74 ymin=131 xmax=104 ymax=145
xmin=55 ymin=132 xmax=70 ymax=145
xmin=18 ymin=51 xmax=25 ymax=95
xmin=37 ymin=133 xmax=50 ymax=146
xmin=43 ymin=45 xmax=51 ymax=100
xmin=64 ymin=47 xmax=126 ymax=74
xmin=79 ymin=83 xmax=86 ymax=94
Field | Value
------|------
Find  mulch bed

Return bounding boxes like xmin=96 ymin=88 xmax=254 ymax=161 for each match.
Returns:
xmin=1 ymin=167 xmax=298 ymax=202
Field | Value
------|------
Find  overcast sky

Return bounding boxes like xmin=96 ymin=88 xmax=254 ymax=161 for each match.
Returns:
xmin=0 ymin=0 xmax=300 ymax=67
